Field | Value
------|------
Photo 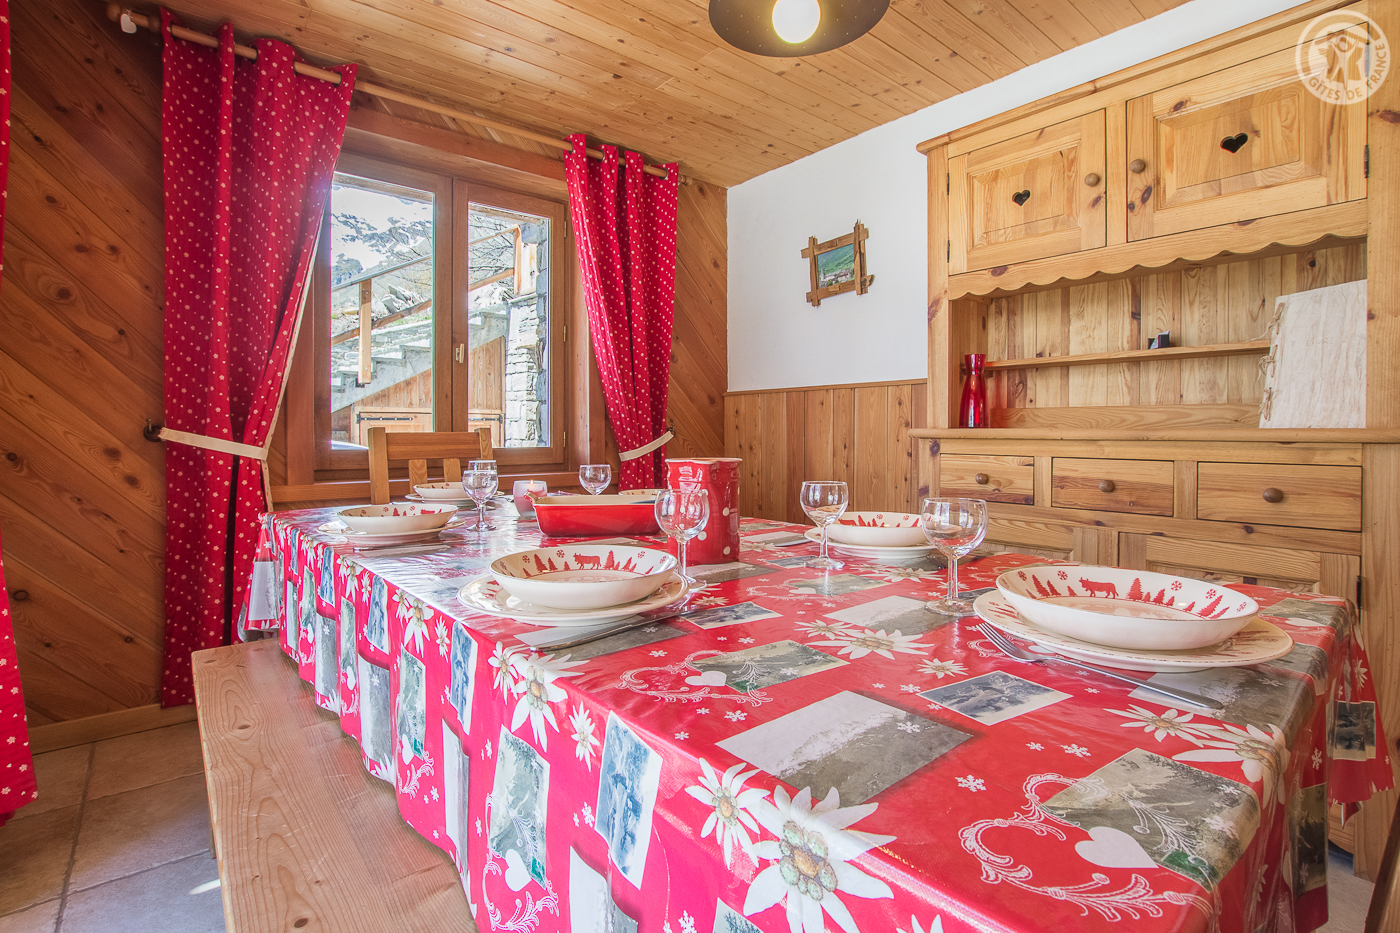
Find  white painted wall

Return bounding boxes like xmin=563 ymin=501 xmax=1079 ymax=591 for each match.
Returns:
xmin=727 ymin=0 xmax=1308 ymax=392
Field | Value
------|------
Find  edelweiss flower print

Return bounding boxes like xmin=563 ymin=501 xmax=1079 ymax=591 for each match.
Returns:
xmin=259 ymin=508 xmax=1392 ymax=933
xmin=744 ymin=786 xmax=895 ymax=933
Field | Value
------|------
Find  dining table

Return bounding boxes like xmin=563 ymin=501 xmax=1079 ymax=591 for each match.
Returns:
xmin=245 ymin=503 xmax=1394 ymax=933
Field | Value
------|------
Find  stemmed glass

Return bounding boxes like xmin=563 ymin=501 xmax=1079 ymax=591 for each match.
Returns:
xmin=920 ymin=497 xmax=988 ymax=615
xmin=654 ymin=488 xmax=710 ymax=587
xmin=579 ymin=464 xmax=611 ymax=495
xmin=800 ymin=481 xmax=849 ymax=570
xmin=462 ymin=469 xmax=498 ymax=532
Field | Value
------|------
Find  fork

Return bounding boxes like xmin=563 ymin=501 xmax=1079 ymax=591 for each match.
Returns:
xmin=978 ymin=624 xmax=1225 ymax=711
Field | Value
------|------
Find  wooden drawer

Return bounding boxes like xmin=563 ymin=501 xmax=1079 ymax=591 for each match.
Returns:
xmin=940 ymin=454 xmax=1034 ymax=504
xmin=948 ymin=112 xmax=1106 ymax=274
xmin=1051 ymin=458 xmax=1174 ymax=515
xmin=1197 ymin=462 xmax=1361 ymax=531
xmin=1126 ymin=45 xmax=1364 ymax=241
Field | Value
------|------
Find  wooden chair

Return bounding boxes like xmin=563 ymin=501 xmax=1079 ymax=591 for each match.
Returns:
xmin=366 ymin=426 xmax=492 ymax=504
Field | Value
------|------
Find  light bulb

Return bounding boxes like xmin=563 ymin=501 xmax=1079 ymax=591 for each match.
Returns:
xmin=772 ymin=0 xmax=820 ymax=44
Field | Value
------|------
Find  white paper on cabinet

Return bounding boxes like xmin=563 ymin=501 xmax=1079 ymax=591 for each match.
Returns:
xmin=1259 ymin=280 xmax=1366 ymax=429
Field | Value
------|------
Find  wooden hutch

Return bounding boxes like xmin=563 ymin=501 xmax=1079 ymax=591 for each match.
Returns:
xmin=912 ymin=0 xmax=1400 ymax=878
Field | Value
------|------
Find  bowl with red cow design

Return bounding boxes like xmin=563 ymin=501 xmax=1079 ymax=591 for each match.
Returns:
xmin=994 ymin=565 xmax=1258 ymax=650
xmin=489 ymin=545 xmax=679 ymax=610
xmin=338 ymin=502 xmax=458 ymax=534
xmin=825 ymin=512 xmax=927 ymax=548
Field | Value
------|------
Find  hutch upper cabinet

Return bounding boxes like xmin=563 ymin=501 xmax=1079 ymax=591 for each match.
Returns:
xmin=1126 ymin=45 xmax=1366 ymax=240
xmin=913 ymin=0 xmax=1400 ymax=883
xmin=949 ymin=112 xmax=1107 ymax=273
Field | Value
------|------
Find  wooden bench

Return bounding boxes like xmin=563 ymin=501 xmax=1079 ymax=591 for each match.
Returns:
xmin=192 ymin=639 xmax=476 ymax=932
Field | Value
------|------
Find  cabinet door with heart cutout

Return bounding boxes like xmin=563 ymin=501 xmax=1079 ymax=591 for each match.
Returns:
xmin=948 ymin=111 xmax=1107 ymax=274
xmin=1126 ymin=44 xmax=1366 ymax=241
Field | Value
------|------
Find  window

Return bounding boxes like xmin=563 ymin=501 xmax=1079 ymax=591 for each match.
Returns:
xmin=328 ymin=173 xmax=437 ymax=446
xmin=465 ymin=200 xmax=553 ymax=450
xmin=293 ymin=152 xmax=573 ymax=484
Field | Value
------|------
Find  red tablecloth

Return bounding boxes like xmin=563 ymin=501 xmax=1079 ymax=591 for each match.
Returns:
xmin=249 ymin=508 xmax=1392 ymax=933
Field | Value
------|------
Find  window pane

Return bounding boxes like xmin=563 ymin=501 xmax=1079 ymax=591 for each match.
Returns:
xmin=467 ymin=203 xmax=550 ymax=448
xmin=328 ymin=174 xmax=435 ymax=449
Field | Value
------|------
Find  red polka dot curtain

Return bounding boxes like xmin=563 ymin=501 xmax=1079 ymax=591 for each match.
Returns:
xmin=159 ymin=12 xmax=355 ymax=706
xmin=0 ymin=0 xmax=37 ymax=826
xmin=564 ymin=135 xmax=679 ymax=488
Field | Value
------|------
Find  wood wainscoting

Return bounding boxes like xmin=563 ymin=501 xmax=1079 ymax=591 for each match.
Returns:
xmin=724 ymin=380 xmax=927 ymax=524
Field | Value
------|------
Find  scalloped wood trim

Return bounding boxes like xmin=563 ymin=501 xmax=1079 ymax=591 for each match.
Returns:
xmin=948 ymin=202 xmax=1369 ymax=299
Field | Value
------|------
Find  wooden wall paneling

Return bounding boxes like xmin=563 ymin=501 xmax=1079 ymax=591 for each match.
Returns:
xmin=853 ymin=385 xmax=889 ymax=512
xmin=758 ymin=392 xmax=787 ymax=520
xmin=669 ymin=180 xmax=728 ymax=461
xmin=0 ymin=0 xmax=167 ymax=722
xmin=5 ymin=562 xmax=161 ymax=711
xmin=784 ymin=391 xmax=806 ymax=524
xmin=831 ymin=386 xmax=857 ymax=496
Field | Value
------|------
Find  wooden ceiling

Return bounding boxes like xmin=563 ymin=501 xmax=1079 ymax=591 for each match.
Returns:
xmin=149 ymin=0 xmax=1192 ymax=187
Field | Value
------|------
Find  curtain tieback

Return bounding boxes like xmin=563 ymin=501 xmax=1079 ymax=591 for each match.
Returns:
xmin=155 ymin=425 xmax=271 ymax=461
xmin=619 ymin=430 xmax=673 ymax=462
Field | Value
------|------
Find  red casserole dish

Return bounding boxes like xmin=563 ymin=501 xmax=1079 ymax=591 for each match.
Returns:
xmin=532 ymin=494 xmax=661 ymax=537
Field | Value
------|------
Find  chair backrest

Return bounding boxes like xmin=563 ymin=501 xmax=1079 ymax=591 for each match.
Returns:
xmin=366 ymin=427 xmax=493 ymax=504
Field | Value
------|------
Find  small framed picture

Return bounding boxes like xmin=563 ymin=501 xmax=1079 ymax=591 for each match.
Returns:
xmin=802 ymin=221 xmax=873 ymax=307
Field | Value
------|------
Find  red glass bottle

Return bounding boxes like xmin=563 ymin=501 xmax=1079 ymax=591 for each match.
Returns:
xmin=958 ymin=353 xmax=988 ymax=428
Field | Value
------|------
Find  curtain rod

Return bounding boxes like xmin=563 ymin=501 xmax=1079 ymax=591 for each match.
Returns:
xmin=105 ymin=4 xmax=684 ymax=183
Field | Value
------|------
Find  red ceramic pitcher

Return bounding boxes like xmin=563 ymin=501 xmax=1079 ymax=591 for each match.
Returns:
xmin=665 ymin=458 xmax=741 ymax=564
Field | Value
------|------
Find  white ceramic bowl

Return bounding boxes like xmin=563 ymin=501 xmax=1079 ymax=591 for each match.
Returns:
xmin=414 ymin=482 xmax=470 ymax=500
xmin=338 ymin=503 xmax=458 ymax=534
xmin=490 ymin=544 xmax=678 ymax=610
xmin=995 ymin=565 xmax=1258 ymax=651
xmin=826 ymin=511 xmax=927 ymax=548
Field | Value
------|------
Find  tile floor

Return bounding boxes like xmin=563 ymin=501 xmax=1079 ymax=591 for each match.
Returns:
xmin=0 ymin=722 xmax=225 ymax=933
xmin=0 ymin=721 xmax=1381 ymax=932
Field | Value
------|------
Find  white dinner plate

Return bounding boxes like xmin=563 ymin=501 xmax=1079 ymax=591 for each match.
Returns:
xmin=457 ymin=575 xmax=691 ymax=626
xmin=803 ymin=527 xmax=935 ymax=558
xmin=316 ymin=516 xmax=470 ymax=548
xmin=405 ymin=493 xmax=503 ymax=508
xmin=973 ymin=590 xmax=1293 ymax=673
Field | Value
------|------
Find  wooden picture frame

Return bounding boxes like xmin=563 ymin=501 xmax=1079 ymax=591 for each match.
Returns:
xmin=803 ymin=221 xmax=873 ymax=307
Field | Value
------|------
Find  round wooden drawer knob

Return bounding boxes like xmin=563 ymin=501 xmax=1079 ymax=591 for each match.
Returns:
xmin=974 ymin=473 xmax=990 ymax=485
xmin=1098 ymin=479 xmax=1116 ymax=493
xmin=1084 ymin=172 xmax=1101 ymax=187
xmin=1262 ymin=487 xmax=1285 ymax=503
xmin=1129 ymin=159 xmax=1147 ymax=174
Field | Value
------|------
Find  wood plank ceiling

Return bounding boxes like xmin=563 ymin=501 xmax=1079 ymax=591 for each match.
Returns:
xmin=152 ymin=0 xmax=1192 ymax=187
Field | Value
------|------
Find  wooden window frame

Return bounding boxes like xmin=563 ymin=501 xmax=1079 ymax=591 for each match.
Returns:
xmin=280 ymin=133 xmax=601 ymax=498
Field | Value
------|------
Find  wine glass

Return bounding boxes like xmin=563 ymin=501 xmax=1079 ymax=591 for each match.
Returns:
xmin=579 ymin=464 xmax=611 ymax=495
xmin=654 ymin=488 xmax=710 ymax=587
xmin=462 ymin=469 xmax=499 ymax=532
xmin=469 ymin=459 xmax=496 ymax=473
xmin=920 ymin=497 xmax=988 ymax=615
xmin=800 ymin=481 xmax=849 ymax=570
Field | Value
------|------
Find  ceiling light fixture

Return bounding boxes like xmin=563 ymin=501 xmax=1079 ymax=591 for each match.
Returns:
xmin=709 ymin=0 xmax=889 ymax=57
xmin=771 ymin=0 xmax=821 ymax=44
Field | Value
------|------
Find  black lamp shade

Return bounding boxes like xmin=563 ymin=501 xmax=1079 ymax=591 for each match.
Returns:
xmin=708 ymin=0 xmax=890 ymax=57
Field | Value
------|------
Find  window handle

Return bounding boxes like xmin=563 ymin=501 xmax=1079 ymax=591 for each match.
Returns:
xmin=454 ymin=343 xmax=465 ymax=363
